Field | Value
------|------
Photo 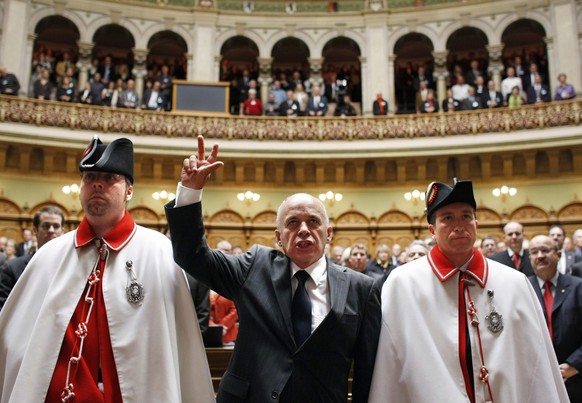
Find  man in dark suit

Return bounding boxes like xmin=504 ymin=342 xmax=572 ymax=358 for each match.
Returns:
xmin=528 ymin=235 xmax=582 ymax=402
xmin=15 ymin=229 xmax=33 ymax=257
xmin=279 ymin=89 xmax=300 ymax=117
xmin=549 ymin=224 xmax=581 ymax=275
xmin=0 ymin=206 xmax=64 ymax=310
xmin=372 ymin=93 xmax=388 ymax=115
xmin=526 ymin=73 xmax=551 ymax=104
xmin=482 ymin=80 xmax=503 ymax=108
xmin=306 ymin=85 xmax=329 ymax=117
xmin=490 ymin=220 xmax=534 ymax=276
xmin=166 ymin=136 xmax=381 ymax=403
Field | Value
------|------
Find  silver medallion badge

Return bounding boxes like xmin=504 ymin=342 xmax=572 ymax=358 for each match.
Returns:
xmin=485 ymin=289 xmax=503 ymax=334
xmin=125 ymin=260 xmax=144 ymax=305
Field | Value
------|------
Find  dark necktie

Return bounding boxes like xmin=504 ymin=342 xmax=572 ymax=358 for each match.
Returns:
xmin=543 ymin=281 xmax=554 ymax=340
xmin=292 ymin=270 xmax=312 ymax=346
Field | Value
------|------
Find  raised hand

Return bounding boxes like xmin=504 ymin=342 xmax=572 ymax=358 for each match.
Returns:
xmin=181 ymin=136 xmax=224 ymax=190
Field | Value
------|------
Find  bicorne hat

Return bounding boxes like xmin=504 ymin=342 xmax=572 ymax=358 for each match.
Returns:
xmin=79 ymin=135 xmax=134 ymax=183
xmin=425 ymin=178 xmax=476 ymax=223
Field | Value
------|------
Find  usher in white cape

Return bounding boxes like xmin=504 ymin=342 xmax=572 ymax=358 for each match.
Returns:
xmin=368 ymin=255 xmax=569 ymax=403
xmin=0 ymin=227 xmax=214 ymax=403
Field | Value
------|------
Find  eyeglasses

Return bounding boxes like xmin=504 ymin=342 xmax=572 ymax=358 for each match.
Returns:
xmin=81 ymin=172 xmax=125 ymax=185
xmin=39 ymin=223 xmax=62 ymax=231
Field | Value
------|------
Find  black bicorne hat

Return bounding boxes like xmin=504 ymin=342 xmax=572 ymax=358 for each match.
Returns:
xmin=425 ymin=178 xmax=477 ymax=223
xmin=79 ymin=135 xmax=134 ymax=183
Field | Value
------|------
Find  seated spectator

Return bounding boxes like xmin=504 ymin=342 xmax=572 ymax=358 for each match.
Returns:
xmin=209 ymin=290 xmax=238 ymax=346
xmin=306 ymin=85 xmax=328 ymax=117
xmin=141 ymin=80 xmax=164 ymax=111
xmin=110 ymin=79 xmax=125 ymax=108
xmin=32 ymin=68 xmax=52 ymax=100
xmin=334 ymin=95 xmax=357 ymax=117
xmin=372 ymin=93 xmax=388 ymax=115
xmin=526 ymin=73 xmax=551 ymax=104
xmin=120 ymin=79 xmax=138 ymax=109
xmin=482 ymin=80 xmax=504 ymax=108
xmin=264 ymin=93 xmax=280 ymax=116
xmin=461 ymin=86 xmax=482 ymax=110
xmin=242 ymin=88 xmax=263 ymax=116
xmin=501 ymin=66 xmax=522 ymax=103
xmin=404 ymin=240 xmax=429 ymax=263
xmin=279 ymin=89 xmax=300 ymax=117
xmin=554 ymin=73 xmax=576 ymax=101
xmin=451 ymin=75 xmax=470 ymax=101
xmin=99 ymin=55 xmax=117 ymax=85
xmin=415 ymin=80 xmax=429 ymax=113
xmin=0 ymin=66 xmax=21 ymax=96
xmin=442 ymin=89 xmax=461 ymax=112
xmin=78 ymin=81 xmax=93 ymax=104
xmin=56 ymin=76 xmax=75 ymax=102
xmin=294 ymin=83 xmax=309 ymax=113
xmin=420 ymin=89 xmax=439 ymax=113
xmin=508 ymin=85 xmax=525 ymax=108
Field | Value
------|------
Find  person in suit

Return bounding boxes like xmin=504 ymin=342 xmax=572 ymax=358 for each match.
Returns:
xmin=165 ymin=135 xmax=382 ymax=403
xmin=15 ymin=229 xmax=34 ymax=257
xmin=528 ymin=235 xmax=582 ymax=402
xmin=461 ymin=86 xmax=483 ymax=110
xmin=306 ymin=85 xmax=329 ymax=117
xmin=549 ymin=224 xmax=581 ymax=275
xmin=526 ymin=73 xmax=551 ymax=104
xmin=141 ymin=80 xmax=164 ymax=111
xmin=372 ymin=93 xmax=388 ymax=115
xmin=279 ymin=89 xmax=300 ymax=117
xmin=0 ymin=205 xmax=65 ymax=310
xmin=490 ymin=220 xmax=534 ymax=276
xmin=369 ymin=179 xmax=568 ymax=402
xmin=482 ymin=80 xmax=504 ymax=108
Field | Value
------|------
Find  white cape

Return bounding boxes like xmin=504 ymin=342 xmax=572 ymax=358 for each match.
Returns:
xmin=0 ymin=226 xmax=215 ymax=403
xmin=369 ymin=257 xmax=569 ymax=403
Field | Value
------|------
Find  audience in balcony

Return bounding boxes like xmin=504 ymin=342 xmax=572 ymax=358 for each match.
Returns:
xmin=0 ymin=66 xmax=21 ymax=96
xmin=334 ymin=95 xmax=358 ymax=117
xmin=372 ymin=93 xmax=388 ymax=115
xmin=501 ymin=66 xmax=523 ymax=104
xmin=507 ymin=85 xmax=525 ymax=108
xmin=461 ymin=86 xmax=482 ymax=110
xmin=474 ymin=75 xmax=486 ymax=99
xmin=279 ymin=89 xmax=300 ymax=117
xmin=142 ymin=80 xmax=164 ymax=111
xmin=56 ymin=76 xmax=75 ymax=103
xmin=420 ymin=89 xmax=438 ymax=113
xmin=78 ymin=81 xmax=93 ymax=104
xmin=523 ymin=62 xmax=544 ymax=92
xmin=415 ymin=80 xmax=429 ymax=113
xmin=294 ymin=83 xmax=309 ymax=112
xmin=465 ymin=59 xmax=484 ymax=87
xmin=89 ymin=72 xmax=105 ymax=105
xmin=120 ymin=79 xmax=139 ymax=109
xmin=242 ymin=88 xmax=263 ymax=116
xmin=451 ymin=75 xmax=470 ymax=102
xmin=442 ymin=89 xmax=461 ymax=112
xmin=32 ymin=68 xmax=52 ymax=100
xmin=264 ymin=93 xmax=280 ymax=116
xmin=482 ymin=80 xmax=504 ymax=108
xmin=526 ymin=73 xmax=551 ymax=104
xmin=269 ymin=80 xmax=286 ymax=107
xmin=554 ymin=73 xmax=576 ymax=101
xmin=306 ymin=85 xmax=329 ymax=116
xmin=157 ymin=64 xmax=173 ymax=111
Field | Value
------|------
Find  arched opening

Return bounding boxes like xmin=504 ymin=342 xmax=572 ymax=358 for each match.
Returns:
xmin=92 ymin=24 xmax=136 ymax=84
xmin=446 ymin=27 xmax=489 ymax=88
xmin=393 ymin=33 xmax=435 ymax=114
xmin=271 ymin=37 xmax=310 ymax=91
xmin=322 ymin=36 xmax=362 ymax=107
xmin=220 ymin=36 xmax=260 ymax=114
xmin=147 ymin=30 xmax=188 ymax=80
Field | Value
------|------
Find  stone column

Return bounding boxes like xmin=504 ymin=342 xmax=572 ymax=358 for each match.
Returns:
xmin=550 ymin=0 xmax=581 ymax=95
xmin=431 ymin=50 xmax=448 ymax=106
xmin=132 ymin=48 xmax=149 ymax=102
xmin=307 ymin=57 xmax=324 ymax=88
xmin=544 ymin=37 xmax=556 ymax=94
xmin=185 ymin=53 xmax=194 ymax=81
xmin=486 ymin=44 xmax=504 ymax=90
xmin=76 ymin=41 xmax=94 ymax=91
xmin=387 ymin=54 xmax=397 ymax=113
xmin=215 ymin=55 xmax=223 ymax=81
xmin=22 ymin=33 xmax=37 ymax=96
xmin=0 ymin=0 xmax=30 ymax=94
xmin=257 ymin=57 xmax=273 ymax=101
xmin=358 ymin=56 xmax=368 ymax=114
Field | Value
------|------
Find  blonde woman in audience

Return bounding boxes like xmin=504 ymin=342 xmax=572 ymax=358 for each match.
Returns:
xmin=4 ymin=239 xmax=17 ymax=261
xmin=294 ymin=83 xmax=309 ymax=114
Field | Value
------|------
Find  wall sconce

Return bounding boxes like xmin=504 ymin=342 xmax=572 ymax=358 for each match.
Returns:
xmin=62 ymin=183 xmax=80 ymax=198
xmin=404 ymin=189 xmax=426 ymax=206
xmin=319 ymin=191 xmax=343 ymax=207
xmin=492 ymin=185 xmax=517 ymax=202
xmin=237 ymin=191 xmax=260 ymax=206
xmin=152 ymin=190 xmax=176 ymax=203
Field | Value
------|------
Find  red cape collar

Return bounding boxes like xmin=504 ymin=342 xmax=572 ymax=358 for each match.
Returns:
xmin=75 ymin=211 xmax=136 ymax=251
xmin=427 ymin=245 xmax=488 ymax=287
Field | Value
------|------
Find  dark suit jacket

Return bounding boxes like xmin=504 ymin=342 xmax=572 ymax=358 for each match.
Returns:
xmin=279 ymin=99 xmax=300 ymax=117
xmin=372 ymin=99 xmax=388 ymax=115
xmin=481 ymin=90 xmax=504 ymax=108
xmin=490 ymin=250 xmax=534 ymax=277
xmin=526 ymin=85 xmax=551 ymax=104
xmin=166 ymin=202 xmax=381 ymax=403
xmin=185 ymin=272 xmax=210 ymax=336
xmin=529 ymin=274 xmax=582 ymax=402
xmin=306 ymin=95 xmax=329 ymax=116
xmin=0 ymin=254 xmax=33 ymax=310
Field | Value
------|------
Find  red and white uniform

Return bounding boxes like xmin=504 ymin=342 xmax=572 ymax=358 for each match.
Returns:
xmin=0 ymin=212 xmax=214 ymax=403
xmin=369 ymin=246 xmax=569 ymax=403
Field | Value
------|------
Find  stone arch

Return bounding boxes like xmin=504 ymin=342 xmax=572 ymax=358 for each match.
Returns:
xmin=128 ymin=205 xmax=160 ymax=222
xmin=321 ymin=36 xmax=362 ymax=102
xmin=29 ymin=200 xmax=71 ymax=217
xmin=388 ymin=25 xmax=440 ymax=54
xmin=91 ymin=23 xmax=136 ymax=68
xmin=147 ymin=30 xmax=189 ymax=79
xmin=497 ymin=13 xmax=552 ymax=45
xmin=377 ymin=210 xmax=412 ymax=225
xmin=271 ymin=37 xmax=311 ymax=80
xmin=219 ymin=35 xmax=260 ymax=81
xmin=475 ymin=206 xmax=502 ymax=225
xmin=251 ymin=210 xmax=277 ymax=226
xmin=445 ymin=26 xmax=489 ymax=81
xmin=335 ymin=210 xmax=370 ymax=227
xmin=32 ymin=15 xmax=80 ymax=74
xmin=141 ymin=23 xmax=192 ymax=51
xmin=264 ymin=30 xmax=316 ymax=60
xmin=557 ymin=202 xmax=582 ymax=221
xmin=313 ymin=29 xmax=365 ymax=58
